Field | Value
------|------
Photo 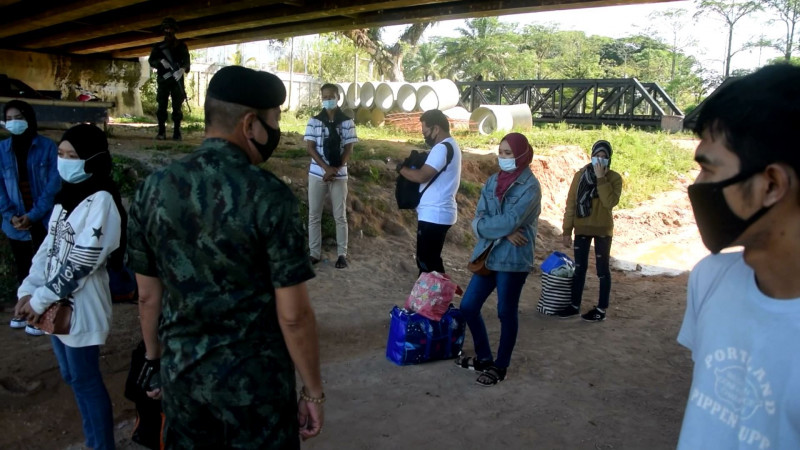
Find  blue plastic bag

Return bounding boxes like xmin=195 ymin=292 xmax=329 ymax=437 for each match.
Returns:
xmin=540 ymin=251 xmax=575 ymax=275
xmin=386 ymin=305 xmax=466 ymax=366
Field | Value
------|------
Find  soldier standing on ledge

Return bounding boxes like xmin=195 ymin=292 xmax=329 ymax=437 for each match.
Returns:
xmin=148 ymin=17 xmax=190 ymax=141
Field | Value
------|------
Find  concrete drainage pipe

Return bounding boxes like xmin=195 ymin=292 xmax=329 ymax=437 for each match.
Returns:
xmin=469 ymin=104 xmax=533 ymax=135
xmin=359 ymin=82 xmax=376 ymax=109
xmin=346 ymin=82 xmax=362 ymax=109
xmin=416 ymin=79 xmax=460 ymax=111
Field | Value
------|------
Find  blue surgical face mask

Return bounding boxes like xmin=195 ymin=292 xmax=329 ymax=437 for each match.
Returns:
xmin=322 ymin=99 xmax=337 ymax=110
xmin=4 ymin=119 xmax=28 ymax=135
xmin=591 ymin=156 xmax=609 ymax=167
xmin=498 ymin=157 xmax=516 ymax=172
xmin=57 ymin=157 xmax=92 ymax=183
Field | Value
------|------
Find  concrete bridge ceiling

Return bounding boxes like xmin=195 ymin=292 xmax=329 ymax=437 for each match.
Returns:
xmin=0 ymin=0 xmax=674 ymax=60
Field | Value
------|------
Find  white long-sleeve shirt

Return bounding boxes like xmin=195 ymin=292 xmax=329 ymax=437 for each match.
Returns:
xmin=19 ymin=191 xmax=120 ymax=347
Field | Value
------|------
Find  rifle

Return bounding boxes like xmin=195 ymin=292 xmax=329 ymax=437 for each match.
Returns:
xmin=157 ymin=42 xmax=192 ymax=113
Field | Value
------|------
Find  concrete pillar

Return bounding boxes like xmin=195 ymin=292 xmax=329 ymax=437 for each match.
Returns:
xmin=0 ymin=49 xmax=148 ymax=116
xmin=660 ymin=115 xmax=684 ymax=133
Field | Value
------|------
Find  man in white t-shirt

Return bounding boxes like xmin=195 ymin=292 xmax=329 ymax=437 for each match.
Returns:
xmin=397 ymin=109 xmax=462 ymax=274
xmin=678 ymin=64 xmax=800 ymax=449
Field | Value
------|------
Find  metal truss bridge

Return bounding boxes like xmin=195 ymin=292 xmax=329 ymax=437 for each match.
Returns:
xmin=456 ymin=78 xmax=683 ymax=128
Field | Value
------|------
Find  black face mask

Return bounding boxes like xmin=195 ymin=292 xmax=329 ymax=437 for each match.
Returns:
xmin=423 ymin=127 xmax=437 ymax=148
xmin=688 ymin=169 xmax=772 ymax=254
xmin=250 ymin=116 xmax=281 ymax=162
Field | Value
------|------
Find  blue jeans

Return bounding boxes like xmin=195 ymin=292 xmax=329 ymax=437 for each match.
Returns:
xmin=571 ymin=235 xmax=612 ymax=310
xmin=51 ymin=337 xmax=116 ymax=450
xmin=459 ymin=271 xmax=529 ymax=369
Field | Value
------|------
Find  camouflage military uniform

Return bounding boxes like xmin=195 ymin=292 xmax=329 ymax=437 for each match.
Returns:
xmin=127 ymin=138 xmax=315 ymax=449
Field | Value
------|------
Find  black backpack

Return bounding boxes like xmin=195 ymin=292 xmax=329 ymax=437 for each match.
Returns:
xmin=314 ymin=109 xmax=349 ymax=168
xmin=395 ymin=142 xmax=454 ymax=210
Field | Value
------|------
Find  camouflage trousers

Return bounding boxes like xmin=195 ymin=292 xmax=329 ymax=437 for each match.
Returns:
xmin=162 ymin=382 xmax=299 ymax=449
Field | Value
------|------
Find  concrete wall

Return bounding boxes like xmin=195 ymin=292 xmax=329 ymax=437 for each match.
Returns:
xmin=0 ymin=49 xmax=148 ymax=116
xmin=181 ymin=64 xmax=322 ymax=113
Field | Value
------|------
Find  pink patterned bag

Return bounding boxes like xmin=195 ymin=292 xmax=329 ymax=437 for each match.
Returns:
xmin=405 ymin=271 xmax=458 ymax=321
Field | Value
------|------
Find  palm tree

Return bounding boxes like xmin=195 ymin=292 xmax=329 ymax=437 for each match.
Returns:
xmin=405 ymin=43 xmax=440 ymax=81
xmin=228 ymin=44 xmax=258 ymax=68
xmin=441 ymin=17 xmax=516 ymax=81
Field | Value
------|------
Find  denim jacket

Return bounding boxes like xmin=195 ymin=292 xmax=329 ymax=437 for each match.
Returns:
xmin=0 ymin=135 xmax=60 ymax=241
xmin=470 ymin=169 xmax=541 ymax=273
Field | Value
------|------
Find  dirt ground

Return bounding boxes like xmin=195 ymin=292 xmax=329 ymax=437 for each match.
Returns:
xmin=0 ymin=125 xmax=702 ymax=450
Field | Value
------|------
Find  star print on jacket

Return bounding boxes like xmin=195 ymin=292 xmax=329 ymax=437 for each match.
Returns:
xmin=92 ymin=227 xmax=103 ymax=239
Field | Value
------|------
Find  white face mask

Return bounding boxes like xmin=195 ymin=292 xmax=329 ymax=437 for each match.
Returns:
xmin=57 ymin=157 xmax=92 ymax=183
xmin=591 ymin=156 xmax=609 ymax=167
xmin=498 ymin=157 xmax=517 ymax=172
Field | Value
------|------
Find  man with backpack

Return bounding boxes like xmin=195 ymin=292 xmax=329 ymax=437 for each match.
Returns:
xmin=304 ymin=83 xmax=358 ymax=269
xmin=397 ymin=109 xmax=462 ymax=274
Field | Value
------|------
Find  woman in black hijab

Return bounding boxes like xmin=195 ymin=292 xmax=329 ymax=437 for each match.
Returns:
xmin=15 ymin=124 xmax=125 ymax=450
xmin=1 ymin=100 xmax=60 ymax=331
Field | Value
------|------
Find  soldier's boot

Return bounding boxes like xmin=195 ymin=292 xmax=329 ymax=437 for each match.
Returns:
xmin=172 ymin=121 xmax=182 ymax=141
xmin=156 ymin=122 xmax=166 ymax=140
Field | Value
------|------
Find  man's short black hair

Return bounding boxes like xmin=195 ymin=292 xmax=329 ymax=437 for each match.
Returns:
xmin=320 ymin=83 xmax=339 ymax=98
xmin=420 ymin=109 xmax=450 ymax=133
xmin=694 ymin=64 xmax=800 ymax=174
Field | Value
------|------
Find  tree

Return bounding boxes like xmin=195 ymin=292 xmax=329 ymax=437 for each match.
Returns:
xmin=403 ymin=42 xmax=441 ymax=81
xmin=519 ymin=23 xmax=560 ymax=79
xmin=303 ymin=34 xmax=372 ymax=82
xmin=550 ymin=31 xmax=605 ymax=79
xmin=228 ymin=44 xmax=257 ymax=68
xmin=647 ymin=9 xmax=698 ymax=87
xmin=341 ymin=23 xmax=431 ymax=81
xmin=759 ymin=0 xmax=800 ymax=60
xmin=695 ymin=0 xmax=762 ymax=77
xmin=437 ymin=17 xmax=517 ymax=81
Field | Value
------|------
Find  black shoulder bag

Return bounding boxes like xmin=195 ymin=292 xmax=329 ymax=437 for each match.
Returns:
xmin=315 ymin=109 xmax=349 ymax=168
xmin=395 ymin=142 xmax=454 ymax=210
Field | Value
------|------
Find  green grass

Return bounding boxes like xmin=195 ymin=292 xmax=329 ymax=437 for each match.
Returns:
xmin=514 ymin=123 xmax=696 ymax=208
xmin=459 ymin=180 xmax=482 ymax=197
xmin=144 ymin=143 xmax=195 ymax=153
xmin=281 ymin=115 xmax=695 ymax=210
xmin=114 ymin=115 xmax=155 ymax=123
xmin=184 ymin=122 xmax=204 ymax=132
xmin=274 ymin=147 xmax=308 ymax=159
xmin=112 ymin=155 xmax=153 ymax=197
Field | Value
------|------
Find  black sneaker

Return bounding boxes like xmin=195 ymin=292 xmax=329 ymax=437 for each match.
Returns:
xmin=555 ymin=306 xmax=580 ymax=318
xmin=581 ymin=307 xmax=606 ymax=322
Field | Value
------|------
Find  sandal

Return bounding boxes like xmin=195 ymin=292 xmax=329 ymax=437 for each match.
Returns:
xmin=476 ymin=366 xmax=507 ymax=387
xmin=454 ymin=353 xmax=492 ymax=372
xmin=335 ymin=255 xmax=348 ymax=269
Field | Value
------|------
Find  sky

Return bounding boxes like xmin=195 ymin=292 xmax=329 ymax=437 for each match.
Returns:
xmin=383 ymin=0 xmax=785 ymax=75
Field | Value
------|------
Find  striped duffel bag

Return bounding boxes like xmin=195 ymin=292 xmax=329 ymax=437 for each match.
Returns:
xmin=537 ymin=272 xmax=573 ymax=315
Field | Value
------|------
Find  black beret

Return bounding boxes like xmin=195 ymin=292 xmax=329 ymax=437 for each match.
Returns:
xmin=207 ymin=66 xmax=286 ymax=109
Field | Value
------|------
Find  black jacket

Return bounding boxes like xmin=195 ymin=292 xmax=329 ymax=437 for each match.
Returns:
xmin=148 ymin=39 xmax=191 ymax=77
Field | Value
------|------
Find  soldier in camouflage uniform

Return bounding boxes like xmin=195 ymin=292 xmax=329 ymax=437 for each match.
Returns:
xmin=127 ymin=66 xmax=324 ymax=449
xmin=148 ymin=17 xmax=190 ymax=141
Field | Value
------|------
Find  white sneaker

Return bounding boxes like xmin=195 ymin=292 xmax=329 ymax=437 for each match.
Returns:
xmin=9 ymin=317 xmax=27 ymax=329
xmin=24 ymin=325 xmax=45 ymax=336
